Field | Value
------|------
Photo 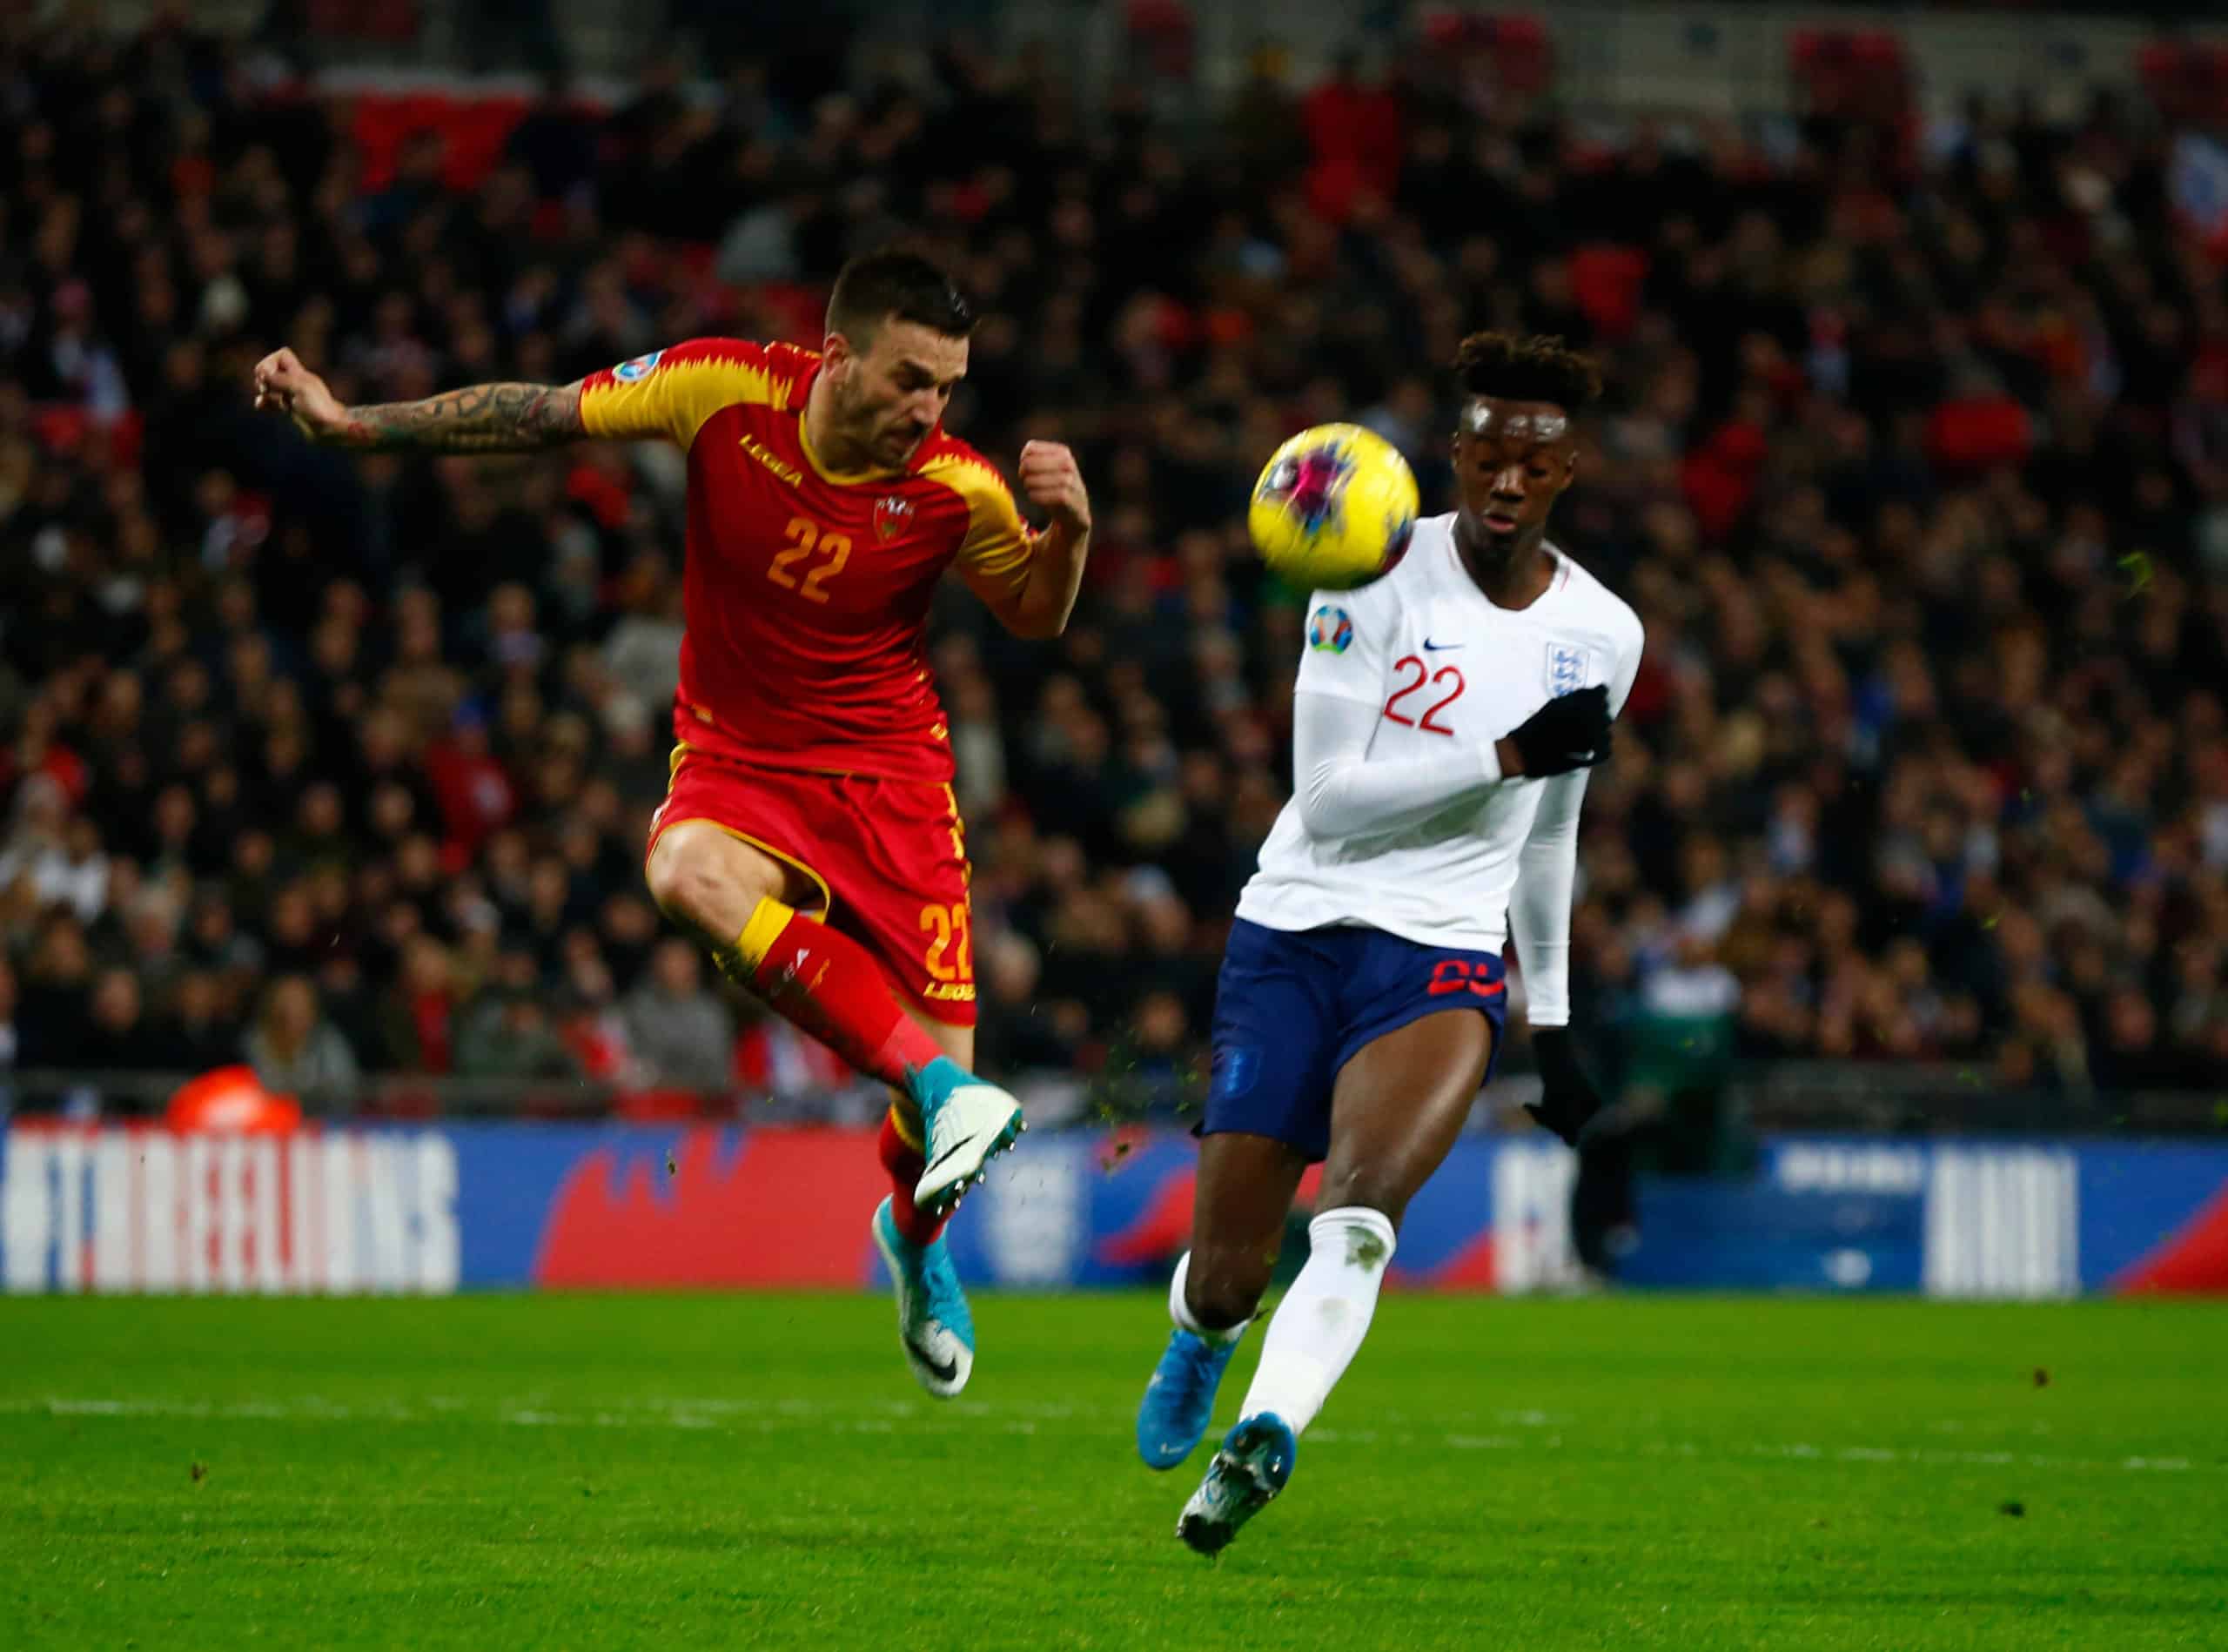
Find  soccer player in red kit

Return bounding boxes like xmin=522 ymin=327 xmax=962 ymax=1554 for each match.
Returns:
xmin=254 ymin=252 xmax=1092 ymax=1395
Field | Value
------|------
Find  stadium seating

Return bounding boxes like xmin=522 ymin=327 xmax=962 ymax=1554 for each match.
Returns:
xmin=0 ymin=11 xmax=2225 ymax=1125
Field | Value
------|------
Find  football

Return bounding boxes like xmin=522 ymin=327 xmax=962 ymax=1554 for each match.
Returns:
xmin=1247 ymin=422 xmax=1420 ymax=593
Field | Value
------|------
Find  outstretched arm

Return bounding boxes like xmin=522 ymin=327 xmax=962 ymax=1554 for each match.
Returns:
xmin=253 ymin=346 xmax=585 ymax=453
xmin=326 ymin=380 xmax=584 ymax=453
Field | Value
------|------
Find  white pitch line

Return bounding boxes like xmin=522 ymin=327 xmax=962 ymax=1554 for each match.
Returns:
xmin=13 ymin=1394 xmax=2205 ymax=1474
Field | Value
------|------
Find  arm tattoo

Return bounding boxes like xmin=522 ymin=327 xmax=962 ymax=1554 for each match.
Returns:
xmin=337 ymin=382 xmax=585 ymax=453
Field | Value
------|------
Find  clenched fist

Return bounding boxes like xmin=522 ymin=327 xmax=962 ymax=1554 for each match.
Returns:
xmin=252 ymin=347 xmax=350 ymax=444
xmin=1018 ymin=440 xmax=1091 ymax=534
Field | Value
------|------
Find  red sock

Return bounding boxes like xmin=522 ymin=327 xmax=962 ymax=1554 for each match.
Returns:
xmin=715 ymin=898 xmax=947 ymax=1090
xmin=878 ymin=1109 xmax=947 ymax=1246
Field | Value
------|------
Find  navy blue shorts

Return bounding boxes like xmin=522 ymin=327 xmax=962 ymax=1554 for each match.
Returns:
xmin=1203 ymin=918 xmax=1509 ymax=1162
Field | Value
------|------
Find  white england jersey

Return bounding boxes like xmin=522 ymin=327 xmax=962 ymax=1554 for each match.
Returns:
xmin=1237 ymin=514 xmax=1643 ymax=1017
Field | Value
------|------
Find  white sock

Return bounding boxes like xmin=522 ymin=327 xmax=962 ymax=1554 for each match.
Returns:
xmin=1236 ymin=1206 xmax=1396 ymax=1435
xmin=1169 ymin=1252 xmax=1248 ymax=1346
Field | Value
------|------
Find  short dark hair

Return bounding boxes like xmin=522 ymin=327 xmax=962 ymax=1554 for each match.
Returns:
xmin=827 ymin=249 xmax=975 ymax=344
xmin=1455 ymin=332 xmax=1602 ymax=415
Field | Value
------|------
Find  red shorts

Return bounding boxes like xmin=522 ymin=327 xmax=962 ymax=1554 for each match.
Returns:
xmin=648 ymin=747 xmax=976 ymax=1025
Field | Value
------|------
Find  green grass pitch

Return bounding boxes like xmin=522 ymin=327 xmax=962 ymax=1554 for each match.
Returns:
xmin=5 ymin=1293 xmax=2226 ymax=1650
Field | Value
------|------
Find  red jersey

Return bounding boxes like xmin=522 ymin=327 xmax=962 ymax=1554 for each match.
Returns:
xmin=578 ymin=339 xmax=1037 ymax=782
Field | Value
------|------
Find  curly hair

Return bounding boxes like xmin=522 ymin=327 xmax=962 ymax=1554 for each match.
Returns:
xmin=1454 ymin=332 xmax=1603 ymax=413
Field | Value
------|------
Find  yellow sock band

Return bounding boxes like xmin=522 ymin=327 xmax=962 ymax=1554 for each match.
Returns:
xmin=715 ymin=896 xmax=799 ymax=984
xmin=886 ymin=1101 xmax=924 ymax=1152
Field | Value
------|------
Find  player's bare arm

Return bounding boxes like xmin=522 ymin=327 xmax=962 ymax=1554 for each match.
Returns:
xmin=252 ymin=346 xmax=586 ymax=453
xmin=1000 ymin=439 xmax=1092 ymax=639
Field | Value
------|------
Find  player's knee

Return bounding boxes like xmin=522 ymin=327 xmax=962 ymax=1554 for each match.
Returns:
xmin=645 ymin=824 xmax=782 ymax=937
xmin=641 ymin=831 xmax=708 ymax=922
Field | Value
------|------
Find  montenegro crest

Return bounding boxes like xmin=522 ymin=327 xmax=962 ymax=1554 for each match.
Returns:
xmin=873 ymin=494 xmax=915 ymax=542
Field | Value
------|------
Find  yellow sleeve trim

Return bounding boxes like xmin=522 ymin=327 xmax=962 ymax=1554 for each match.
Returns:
xmin=580 ymin=346 xmax=783 ymax=448
xmin=922 ymin=450 xmax=1037 ymax=604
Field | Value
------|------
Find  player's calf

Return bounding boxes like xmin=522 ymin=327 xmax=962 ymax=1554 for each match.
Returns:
xmin=655 ymin=859 xmax=1023 ymax=1223
xmin=703 ymin=889 xmax=961 ymax=1096
xmin=1235 ymin=1206 xmax=1395 ymax=1437
xmin=1309 ymin=1166 xmax=1417 ymax=1231
xmin=652 ymin=827 xmax=1026 ymax=1219
xmin=651 ymin=827 xmax=956 ymax=1095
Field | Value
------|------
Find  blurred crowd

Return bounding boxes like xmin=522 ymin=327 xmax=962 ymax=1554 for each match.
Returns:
xmin=3 ymin=9 xmax=2227 ymax=1119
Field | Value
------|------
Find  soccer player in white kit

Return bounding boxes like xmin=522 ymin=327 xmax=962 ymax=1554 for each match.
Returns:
xmin=1133 ymin=333 xmax=1645 ymax=1554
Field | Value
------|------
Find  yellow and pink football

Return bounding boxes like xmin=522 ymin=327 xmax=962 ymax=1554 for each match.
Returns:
xmin=1247 ymin=423 xmax=1419 ymax=593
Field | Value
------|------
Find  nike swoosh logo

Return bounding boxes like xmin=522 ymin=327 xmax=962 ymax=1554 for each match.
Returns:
xmin=924 ymin=1138 xmax=974 ymax=1176
xmin=1422 ymin=639 xmax=1462 ymax=651
xmin=906 ymin=1334 xmax=958 ymax=1382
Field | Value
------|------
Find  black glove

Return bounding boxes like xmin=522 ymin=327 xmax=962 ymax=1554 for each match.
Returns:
xmin=1523 ymin=1027 xmax=1604 ymax=1147
xmin=1507 ymin=685 xmax=1613 ymax=778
